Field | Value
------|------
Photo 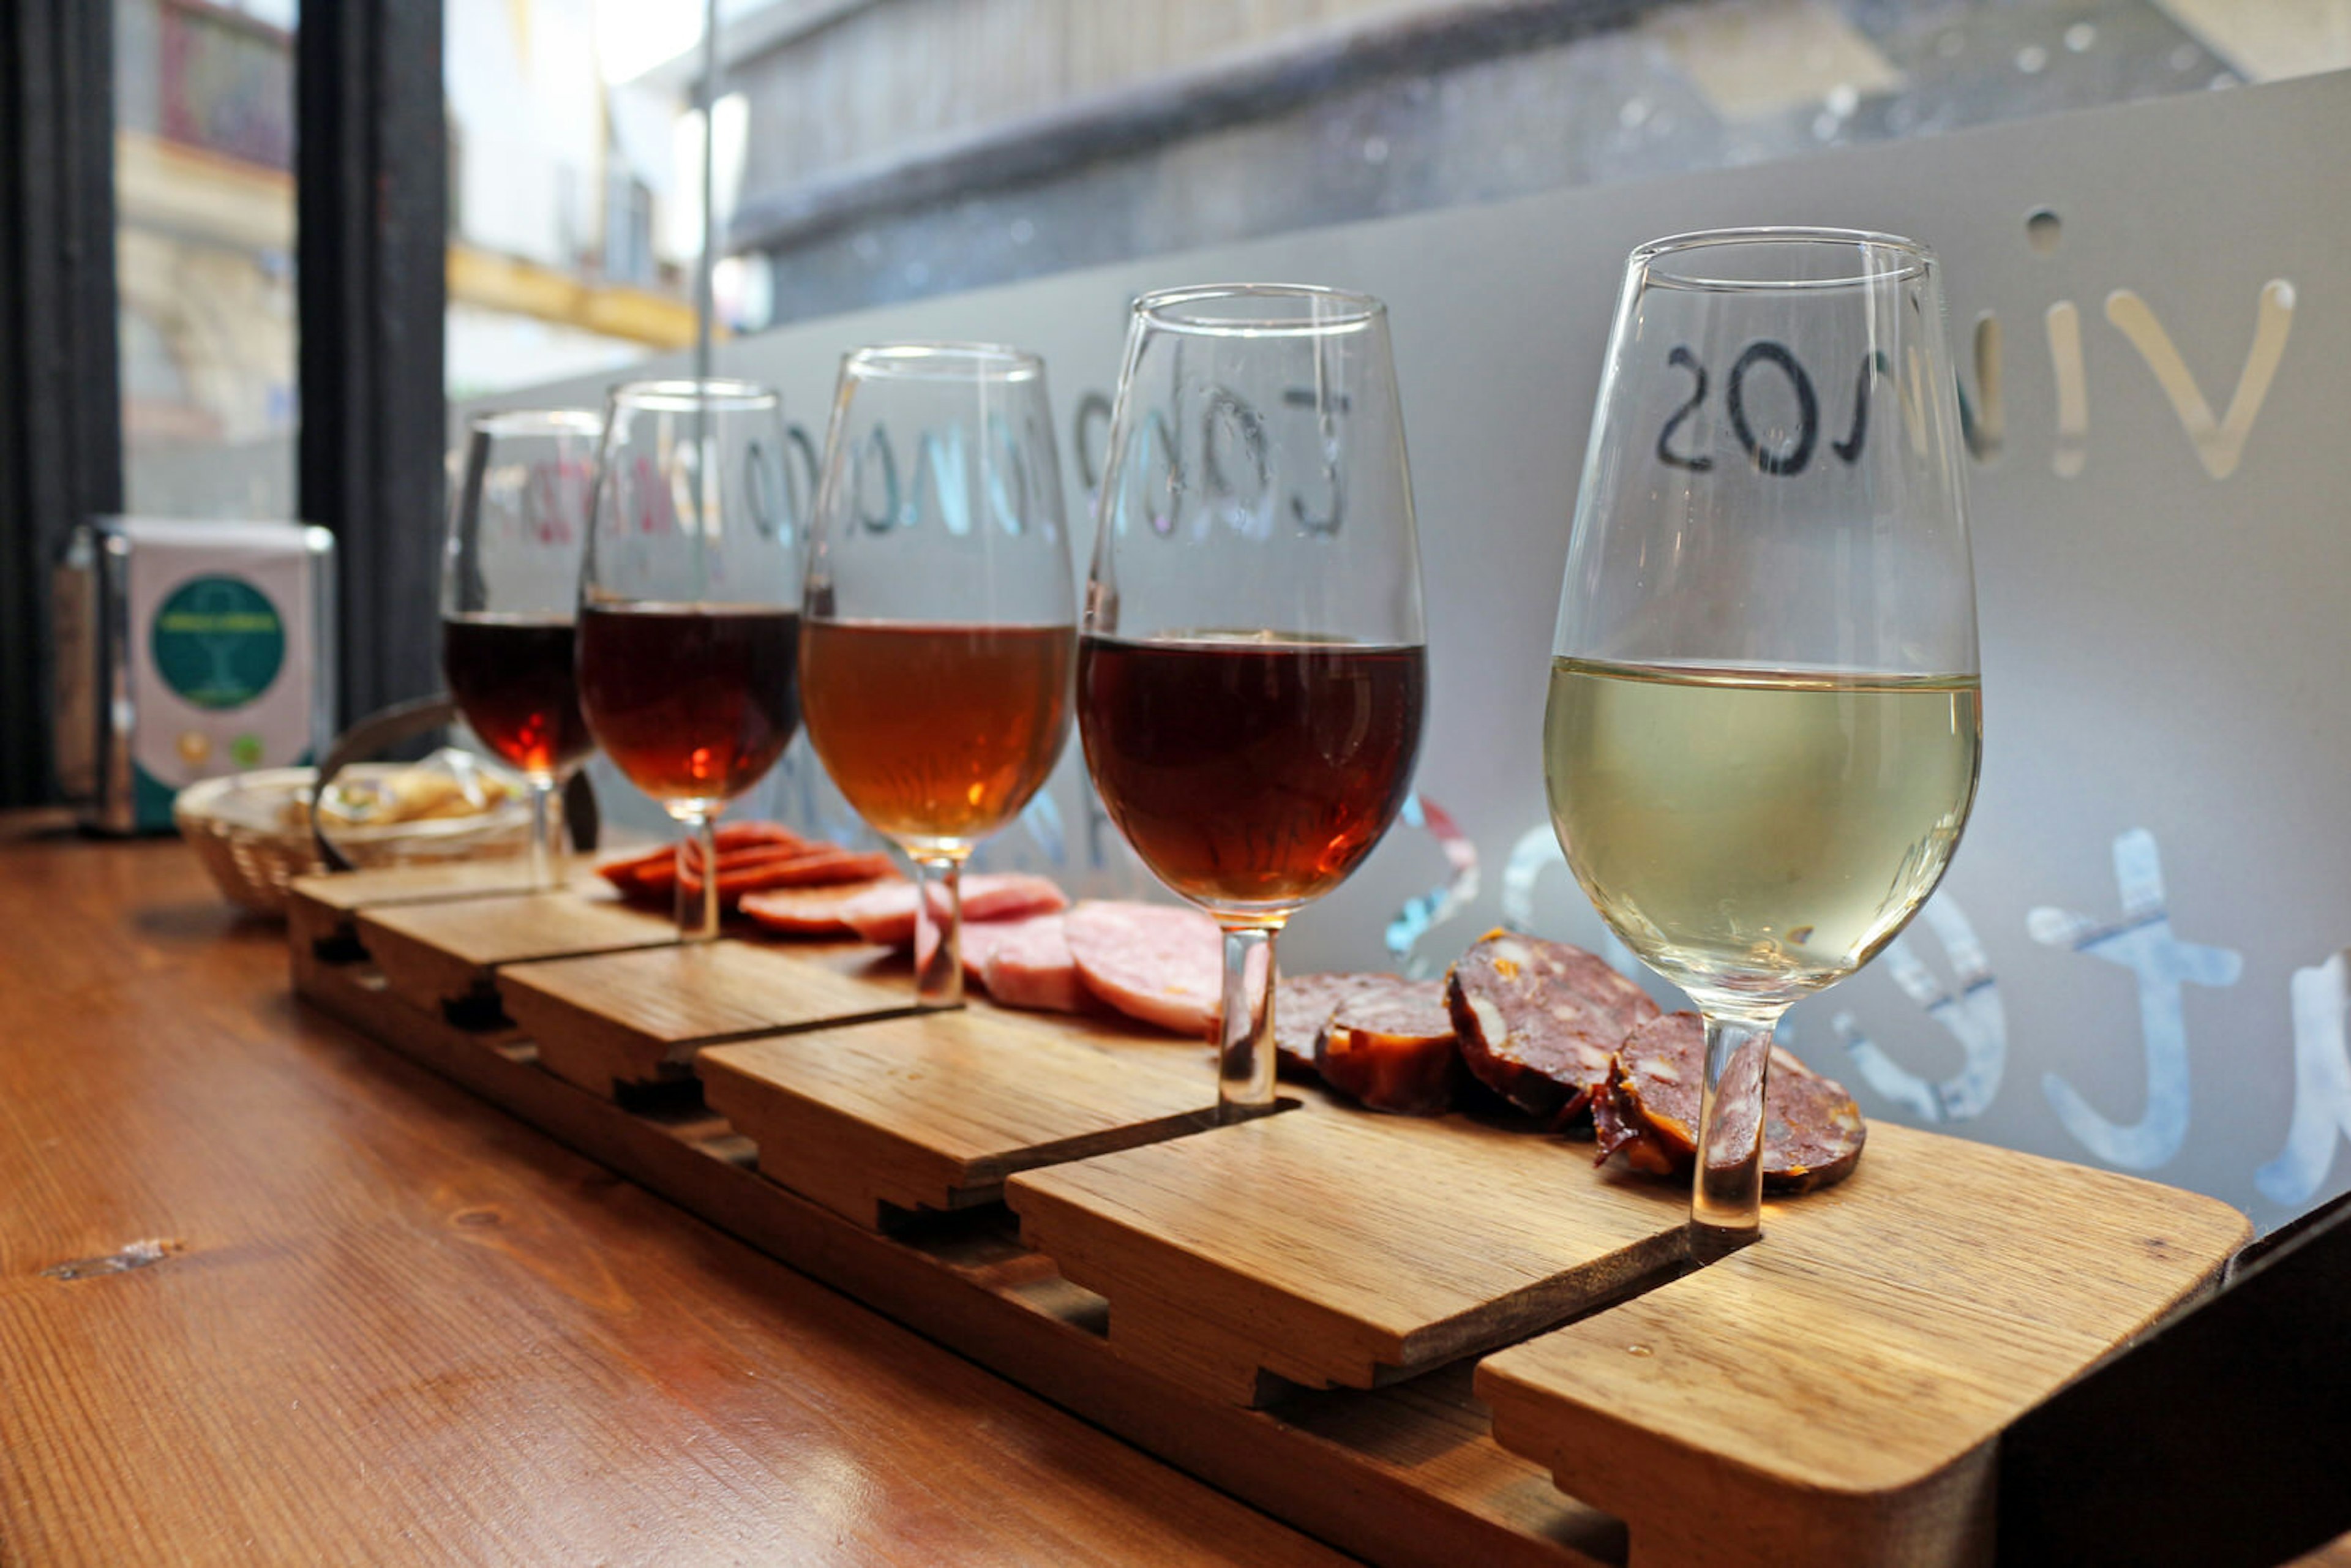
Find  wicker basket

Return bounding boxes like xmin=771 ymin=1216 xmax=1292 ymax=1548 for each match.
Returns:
xmin=175 ymin=766 xmax=532 ymax=918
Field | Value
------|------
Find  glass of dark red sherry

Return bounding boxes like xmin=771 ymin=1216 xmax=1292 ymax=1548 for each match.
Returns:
xmin=1080 ymin=285 xmax=1428 ymax=1121
xmin=579 ymin=379 xmax=803 ymax=940
xmin=440 ymin=408 xmax=602 ymax=888
xmin=801 ymin=343 xmax=1076 ymax=1008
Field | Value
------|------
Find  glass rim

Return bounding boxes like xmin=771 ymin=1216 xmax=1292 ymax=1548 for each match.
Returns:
xmin=607 ymin=377 xmax=779 ymax=413
xmin=467 ymin=407 xmax=603 ymax=439
xmin=1133 ymin=282 xmax=1385 ymax=337
xmin=1631 ymin=227 xmax=1937 ymax=291
xmin=842 ymin=340 xmax=1043 ymax=382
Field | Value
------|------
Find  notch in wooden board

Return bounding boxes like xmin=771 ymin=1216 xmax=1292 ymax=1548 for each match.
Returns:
xmin=701 ymin=1003 xmax=1223 ymax=1232
xmin=500 ymin=939 xmax=918 ymax=1100
xmin=356 ymin=890 xmax=678 ymax=1020
xmin=1006 ymin=1108 xmax=1690 ymax=1408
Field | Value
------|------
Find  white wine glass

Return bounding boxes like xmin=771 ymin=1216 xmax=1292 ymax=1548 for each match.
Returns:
xmin=1545 ymin=229 xmax=1982 ymax=1259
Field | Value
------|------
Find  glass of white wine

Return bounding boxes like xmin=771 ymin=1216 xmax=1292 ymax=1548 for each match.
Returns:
xmin=1545 ymin=228 xmax=1982 ymax=1260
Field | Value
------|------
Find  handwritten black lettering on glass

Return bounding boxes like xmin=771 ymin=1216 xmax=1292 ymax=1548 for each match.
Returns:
xmin=744 ymin=439 xmax=782 ymax=541
xmin=1200 ymin=386 xmax=1267 ymax=503
xmin=1073 ymin=391 xmax=1112 ymax=492
xmin=854 ymin=426 xmax=899 ymax=535
xmin=1655 ymin=346 xmax=1712 ymax=472
xmin=1725 ymin=341 xmax=1818 ymax=476
xmin=1834 ymin=351 xmax=1894 ymax=465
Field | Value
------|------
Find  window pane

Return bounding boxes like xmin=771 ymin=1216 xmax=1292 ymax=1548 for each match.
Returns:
xmin=443 ymin=0 xmax=707 ymax=403
xmin=115 ymin=0 xmax=299 ymax=519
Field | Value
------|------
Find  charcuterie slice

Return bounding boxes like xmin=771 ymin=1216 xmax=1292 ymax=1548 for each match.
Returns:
xmin=1445 ymin=930 xmax=1659 ymax=1120
xmin=1063 ymin=901 xmax=1272 ymax=1038
xmin=1594 ymin=1012 xmax=1866 ymax=1193
xmin=838 ymin=874 xmax=1070 ymax=948
xmin=1272 ymin=972 xmax=1402 ymax=1075
xmin=1314 ymin=980 xmax=1460 ymax=1116
xmin=738 ymin=876 xmax=904 ymax=936
xmin=973 ymin=912 xmax=1086 ymax=1013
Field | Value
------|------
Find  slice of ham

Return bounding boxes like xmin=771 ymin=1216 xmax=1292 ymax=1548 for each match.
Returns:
xmin=973 ymin=912 xmax=1085 ymax=1013
xmin=1063 ymin=900 xmax=1268 ymax=1038
xmin=738 ymin=876 xmax=904 ymax=937
xmin=839 ymin=873 xmax=1071 ymax=948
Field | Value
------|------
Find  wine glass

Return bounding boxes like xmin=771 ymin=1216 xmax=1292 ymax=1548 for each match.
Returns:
xmin=1545 ymin=228 xmax=1982 ymax=1259
xmin=440 ymin=408 xmax=602 ymax=888
xmin=801 ymin=343 xmax=1076 ymax=1008
xmin=1081 ymin=284 xmax=1428 ymax=1122
xmin=579 ymin=379 xmax=802 ymax=940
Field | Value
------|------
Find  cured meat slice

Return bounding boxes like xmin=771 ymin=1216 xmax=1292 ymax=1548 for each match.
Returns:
xmin=1594 ymin=1013 xmax=1867 ymax=1193
xmin=1445 ymin=930 xmax=1659 ymax=1119
xmin=974 ymin=912 xmax=1086 ymax=1013
xmin=680 ymin=847 xmax=897 ymax=899
xmin=1314 ymin=980 xmax=1460 ymax=1116
xmin=957 ymin=915 xmax=1024 ymax=986
xmin=738 ymin=876 xmax=904 ymax=936
xmin=839 ymin=873 xmax=1070 ymax=948
xmin=1063 ymin=900 xmax=1273 ymax=1038
xmin=1272 ymin=972 xmax=1402 ymax=1075
xmin=601 ymin=822 xmax=816 ymax=897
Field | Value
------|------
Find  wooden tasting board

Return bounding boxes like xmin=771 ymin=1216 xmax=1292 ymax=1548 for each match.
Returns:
xmin=502 ymin=939 xmax=916 ymax=1098
xmin=355 ymin=886 xmax=678 ymax=1015
xmin=285 ymin=868 xmax=2250 ymax=1568
xmin=701 ymin=1002 xmax=1221 ymax=1231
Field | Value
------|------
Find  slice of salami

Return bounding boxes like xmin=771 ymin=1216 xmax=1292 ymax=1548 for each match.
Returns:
xmin=1591 ymin=1065 xmax=1681 ymax=1177
xmin=1600 ymin=1013 xmax=1867 ymax=1193
xmin=1314 ymin=980 xmax=1459 ymax=1116
xmin=838 ymin=873 xmax=1070 ymax=948
xmin=1272 ymin=972 xmax=1401 ymax=1075
xmin=974 ymin=912 xmax=1086 ymax=1013
xmin=1064 ymin=900 xmax=1272 ymax=1038
xmin=738 ymin=876 xmax=904 ymax=937
xmin=1445 ymin=930 xmax=1659 ymax=1119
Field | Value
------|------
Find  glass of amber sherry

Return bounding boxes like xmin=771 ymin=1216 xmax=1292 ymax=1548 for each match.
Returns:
xmin=800 ymin=343 xmax=1076 ymax=1008
xmin=580 ymin=379 xmax=804 ymax=941
xmin=1080 ymin=285 xmax=1428 ymax=1122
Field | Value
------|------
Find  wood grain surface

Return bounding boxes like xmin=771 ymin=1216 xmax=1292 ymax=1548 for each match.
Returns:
xmin=502 ymin=939 xmax=917 ymax=1097
xmin=1007 ymin=1107 xmax=1690 ymax=1404
xmin=356 ymin=886 xmax=677 ymax=1007
xmin=0 ymin=827 xmax=1351 ymax=1566
xmin=1474 ymin=1122 xmax=2254 ymax=1567
xmin=295 ymin=947 xmax=1631 ymax=1568
xmin=702 ymin=1001 xmax=1222 ymax=1229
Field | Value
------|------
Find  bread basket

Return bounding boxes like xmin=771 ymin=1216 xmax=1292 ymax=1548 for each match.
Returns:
xmin=175 ymin=764 xmax=531 ymax=917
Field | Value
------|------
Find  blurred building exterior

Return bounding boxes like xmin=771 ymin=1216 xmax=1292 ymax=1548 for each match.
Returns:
xmin=111 ymin=0 xmax=2348 ymax=519
xmin=709 ymin=0 xmax=2347 ymax=329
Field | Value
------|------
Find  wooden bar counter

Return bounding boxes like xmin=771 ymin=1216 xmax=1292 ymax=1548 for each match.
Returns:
xmin=0 ymin=825 xmax=1346 ymax=1566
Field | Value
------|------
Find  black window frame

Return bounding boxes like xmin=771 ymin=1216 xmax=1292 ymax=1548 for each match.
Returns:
xmin=0 ymin=0 xmax=448 ymax=809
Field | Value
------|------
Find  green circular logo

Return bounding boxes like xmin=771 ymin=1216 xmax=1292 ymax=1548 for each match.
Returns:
xmin=151 ymin=576 xmax=286 ymax=711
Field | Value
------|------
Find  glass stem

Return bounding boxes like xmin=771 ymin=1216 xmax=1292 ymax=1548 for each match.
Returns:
xmin=911 ymin=854 xmax=964 ymax=1010
xmin=527 ymin=776 xmax=563 ymax=891
xmin=676 ymin=810 xmax=721 ymax=942
xmin=1215 ymin=925 xmax=1278 ymax=1124
xmin=1690 ymin=1007 xmax=1785 ymax=1262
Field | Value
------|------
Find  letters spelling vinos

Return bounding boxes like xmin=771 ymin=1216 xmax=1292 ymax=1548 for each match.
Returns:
xmin=1655 ymin=340 xmax=1892 ymax=476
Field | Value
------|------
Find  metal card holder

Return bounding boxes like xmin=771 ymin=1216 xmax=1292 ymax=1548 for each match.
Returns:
xmin=1999 ymin=1188 xmax=2351 ymax=1566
